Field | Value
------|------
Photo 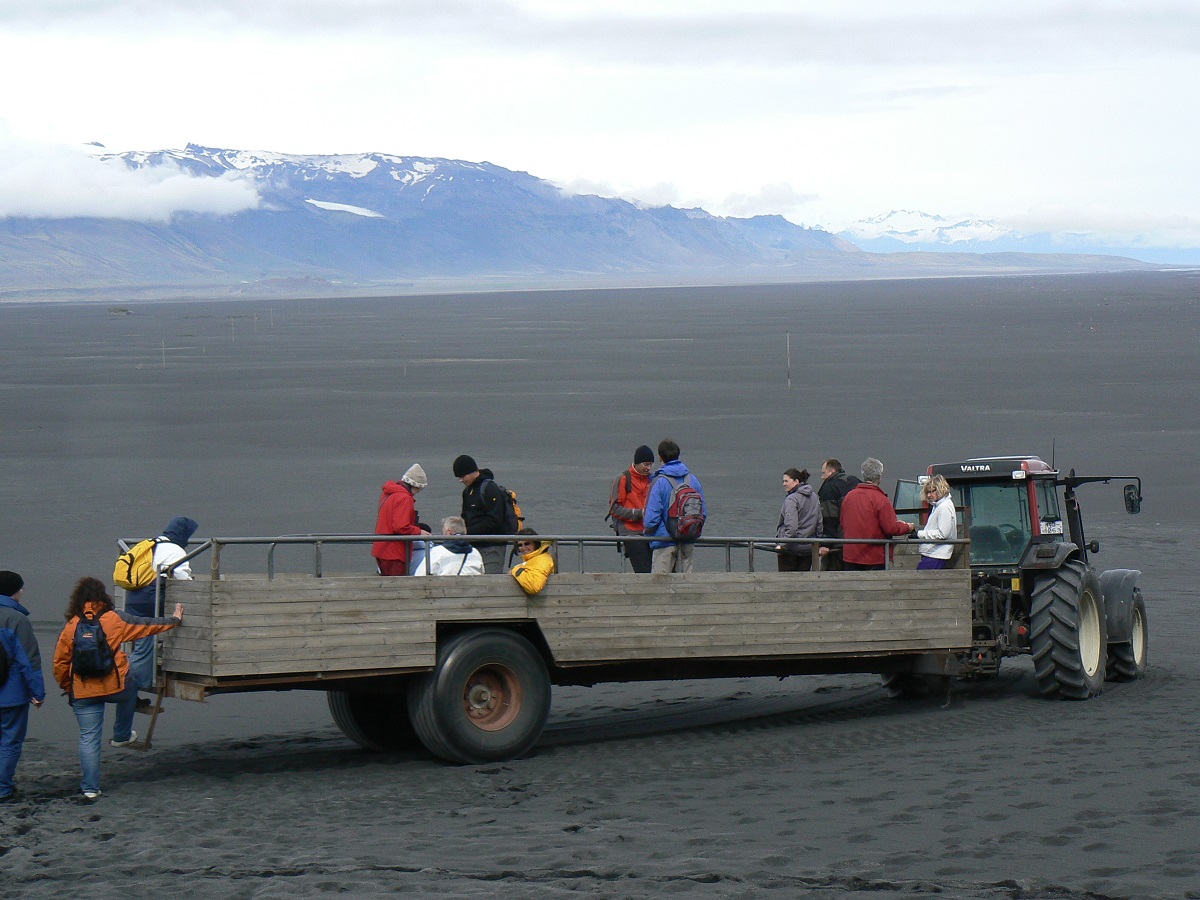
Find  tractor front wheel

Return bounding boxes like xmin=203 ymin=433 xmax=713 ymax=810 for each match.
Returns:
xmin=1030 ymin=560 xmax=1107 ymax=699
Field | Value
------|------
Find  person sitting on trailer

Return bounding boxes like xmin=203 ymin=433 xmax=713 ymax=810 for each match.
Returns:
xmin=510 ymin=528 xmax=555 ymax=595
xmin=414 ymin=517 xmax=485 ymax=576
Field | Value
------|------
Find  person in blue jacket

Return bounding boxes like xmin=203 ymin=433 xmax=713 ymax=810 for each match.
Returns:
xmin=642 ymin=439 xmax=707 ymax=574
xmin=0 ymin=571 xmax=46 ymax=802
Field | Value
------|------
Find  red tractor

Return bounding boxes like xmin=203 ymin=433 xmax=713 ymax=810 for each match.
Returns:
xmin=895 ymin=456 xmax=1146 ymax=698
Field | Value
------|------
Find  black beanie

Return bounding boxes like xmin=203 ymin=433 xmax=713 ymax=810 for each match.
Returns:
xmin=0 ymin=571 xmax=24 ymax=597
xmin=634 ymin=445 xmax=654 ymax=465
xmin=452 ymin=454 xmax=478 ymax=478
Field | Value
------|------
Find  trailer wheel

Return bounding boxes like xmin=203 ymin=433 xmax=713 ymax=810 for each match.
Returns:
xmin=1106 ymin=590 xmax=1148 ymax=681
xmin=327 ymin=689 xmax=417 ymax=752
xmin=881 ymin=672 xmax=924 ymax=699
xmin=1030 ymin=560 xmax=1107 ymax=699
xmin=408 ymin=629 xmax=551 ymax=764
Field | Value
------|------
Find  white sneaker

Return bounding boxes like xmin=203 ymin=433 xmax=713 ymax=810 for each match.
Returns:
xmin=82 ymin=790 xmax=102 ymax=800
xmin=110 ymin=731 xmax=138 ymax=748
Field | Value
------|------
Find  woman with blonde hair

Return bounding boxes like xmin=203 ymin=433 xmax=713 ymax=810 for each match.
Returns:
xmin=916 ymin=475 xmax=957 ymax=570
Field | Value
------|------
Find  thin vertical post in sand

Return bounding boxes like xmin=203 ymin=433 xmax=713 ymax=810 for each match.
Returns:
xmin=162 ymin=340 xmax=166 ymax=369
xmin=786 ymin=331 xmax=792 ymax=390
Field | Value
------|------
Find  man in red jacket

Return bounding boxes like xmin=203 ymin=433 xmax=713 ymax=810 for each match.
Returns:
xmin=372 ymin=464 xmax=427 ymax=576
xmin=840 ymin=458 xmax=916 ymax=570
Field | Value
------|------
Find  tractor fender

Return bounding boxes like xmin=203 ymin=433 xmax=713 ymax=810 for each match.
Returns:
xmin=1099 ymin=568 xmax=1142 ymax=643
xmin=1020 ymin=541 xmax=1080 ymax=570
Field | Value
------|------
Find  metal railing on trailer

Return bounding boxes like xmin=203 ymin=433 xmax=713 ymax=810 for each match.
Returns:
xmin=121 ymin=532 xmax=972 ymax=582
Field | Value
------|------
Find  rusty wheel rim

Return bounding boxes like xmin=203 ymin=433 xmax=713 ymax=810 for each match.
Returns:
xmin=463 ymin=664 xmax=523 ymax=732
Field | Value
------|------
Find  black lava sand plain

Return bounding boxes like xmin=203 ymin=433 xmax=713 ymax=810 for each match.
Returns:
xmin=2 ymin=271 xmax=1198 ymax=898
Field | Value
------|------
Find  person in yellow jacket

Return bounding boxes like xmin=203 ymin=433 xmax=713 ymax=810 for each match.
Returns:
xmin=510 ymin=528 xmax=555 ymax=595
xmin=53 ymin=576 xmax=183 ymax=800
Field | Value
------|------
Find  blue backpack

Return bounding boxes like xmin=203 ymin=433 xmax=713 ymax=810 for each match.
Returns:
xmin=73 ymin=612 xmax=116 ymax=680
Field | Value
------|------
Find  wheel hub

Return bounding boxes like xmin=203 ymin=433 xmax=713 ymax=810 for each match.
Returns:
xmin=462 ymin=664 xmax=522 ymax=732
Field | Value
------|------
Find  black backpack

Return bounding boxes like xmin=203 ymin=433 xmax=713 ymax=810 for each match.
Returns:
xmin=0 ymin=640 xmax=10 ymax=688
xmin=479 ymin=477 xmax=523 ymax=534
xmin=73 ymin=612 xmax=116 ymax=680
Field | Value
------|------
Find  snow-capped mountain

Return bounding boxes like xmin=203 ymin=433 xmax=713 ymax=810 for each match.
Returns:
xmin=842 ymin=210 xmax=1016 ymax=248
xmin=0 ymin=147 xmax=1158 ymax=297
xmin=838 ymin=209 xmax=1194 ymax=264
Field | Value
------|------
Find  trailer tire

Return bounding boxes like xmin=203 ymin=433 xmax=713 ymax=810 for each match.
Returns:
xmin=327 ymin=689 xmax=417 ymax=752
xmin=408 ymin=629 xmax=551 ymax=764
xmin=1030 ymin=560 xmax=1107 ymax=699
xmin=881 ymin=672 xmax=924 ymax=700
xmin=1106 ymin=590 xmax=1148 ymax=682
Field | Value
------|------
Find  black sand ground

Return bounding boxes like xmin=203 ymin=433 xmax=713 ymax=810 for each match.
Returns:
xmin=2 ymin=271 xmax=1198 ymax=897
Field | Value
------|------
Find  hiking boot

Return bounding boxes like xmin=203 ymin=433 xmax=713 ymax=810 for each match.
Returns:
xmin=134 ymin=698 xmax=156 ymax=715
xmin=110 ymin=731 xmax=138 ymax=749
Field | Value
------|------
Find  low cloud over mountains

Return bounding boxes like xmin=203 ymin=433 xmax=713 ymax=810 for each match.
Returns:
xmin=0 ymin=144 xmax=1157 ymax=298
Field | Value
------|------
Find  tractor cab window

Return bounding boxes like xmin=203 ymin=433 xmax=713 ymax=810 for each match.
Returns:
xmin=893 ymin=480 xmax=923 ymax=527
xmin=963 ymin=483 xmax=1031 ymax=566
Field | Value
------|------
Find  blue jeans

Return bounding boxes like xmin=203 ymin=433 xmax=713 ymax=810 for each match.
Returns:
xmin=0 ymin=704 xmax=30 ymax=798
xmin=127 ymin=635 xmax=156 ymax=692
xmin=72 ymin=684 xmax=139 ymax=794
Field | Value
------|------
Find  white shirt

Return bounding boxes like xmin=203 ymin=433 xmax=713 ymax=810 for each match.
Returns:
xmin=917 ymin=495 xmax=958 ymax=560
xmin=154 ymin=539 xmax=193 ymax=580
xmin=414 ymin=544 xmax=485 ymax=576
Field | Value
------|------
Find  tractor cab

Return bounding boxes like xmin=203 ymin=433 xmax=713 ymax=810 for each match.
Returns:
xmin=896 ymin=456 xmax=1065 ymax=572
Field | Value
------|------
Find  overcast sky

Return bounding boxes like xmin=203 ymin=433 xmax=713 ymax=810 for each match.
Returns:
xmin=1 ymin=1 xmax=1197 ymax=245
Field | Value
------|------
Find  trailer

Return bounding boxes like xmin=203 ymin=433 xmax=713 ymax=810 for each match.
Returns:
xmin=130 ymin=534 xmax=966 ymax=763
xmin=126 ymin=458 xmax=1145 ymax=764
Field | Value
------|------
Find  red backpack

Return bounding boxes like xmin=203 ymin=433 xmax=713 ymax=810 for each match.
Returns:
xmin=665 ymin=475 xmax=705 ymax=542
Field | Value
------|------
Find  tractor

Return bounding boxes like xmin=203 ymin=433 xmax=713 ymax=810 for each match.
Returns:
xmin=894 ymin=456 xmax=1147 ymax=699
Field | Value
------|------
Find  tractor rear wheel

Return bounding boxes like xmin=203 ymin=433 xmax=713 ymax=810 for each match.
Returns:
xmin=1106 ymin=590 xmax=1148 ymax=681
xmin=328 ymin=689 xmax=417 ymax=752
xmin=408 ymin=628 xmax=551 ymax=764
xmin=1030 ymin=560 xmax=1107 ymax=699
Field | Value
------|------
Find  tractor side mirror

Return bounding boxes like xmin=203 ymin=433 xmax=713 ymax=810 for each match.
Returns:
xmin=1123 ymin=484 xmax=1142 ymax=515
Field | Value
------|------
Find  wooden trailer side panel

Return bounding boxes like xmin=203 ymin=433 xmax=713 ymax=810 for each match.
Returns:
xmin=533 ymin=570 xmax=971 ymax=664
xmin=161 ymin=575 xmax=531 ymax=678
xmin=161 ymin=569 xmax=970 ymax=680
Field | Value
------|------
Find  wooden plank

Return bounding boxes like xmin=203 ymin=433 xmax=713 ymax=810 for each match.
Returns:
xmin=530 ymin=598 xmax=967 ymax=620
xmin=211 ymin=631 xmax=432 ymax=652
xmin=208 ymin=653 xmax=432 ymax=676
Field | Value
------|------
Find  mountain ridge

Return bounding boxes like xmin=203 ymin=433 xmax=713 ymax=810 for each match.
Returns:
xmin=0 ymin=146 xmax=1155 ymax=299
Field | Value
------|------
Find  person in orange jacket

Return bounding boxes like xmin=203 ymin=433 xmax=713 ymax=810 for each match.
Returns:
xmin=607 ymin=444 xmax=654 ymax=573
xmin=53 ymin=576 xmax=183 ymax=800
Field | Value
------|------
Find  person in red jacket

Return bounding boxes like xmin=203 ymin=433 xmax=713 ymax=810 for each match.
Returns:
xmin=840 ymin=457 xmax=916 ymax=570
xmin=53 ymin=576 xmax=182 ymax=800
xmin=372 ymin=463 xmax=427 ymax=576
xmin=607 ymin=444 xmax=654 ymax=573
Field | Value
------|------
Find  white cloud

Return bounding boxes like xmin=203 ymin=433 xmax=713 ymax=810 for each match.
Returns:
xmin=3 ymin=1 xmax=1197 ymax=68
xmin=1005 ymin=205 xmax=1200 ymax=249
xmin=0 ymin=134 xmax=261 ymax=221
xmin=717 ymin=183 xmax=820 ymax=219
